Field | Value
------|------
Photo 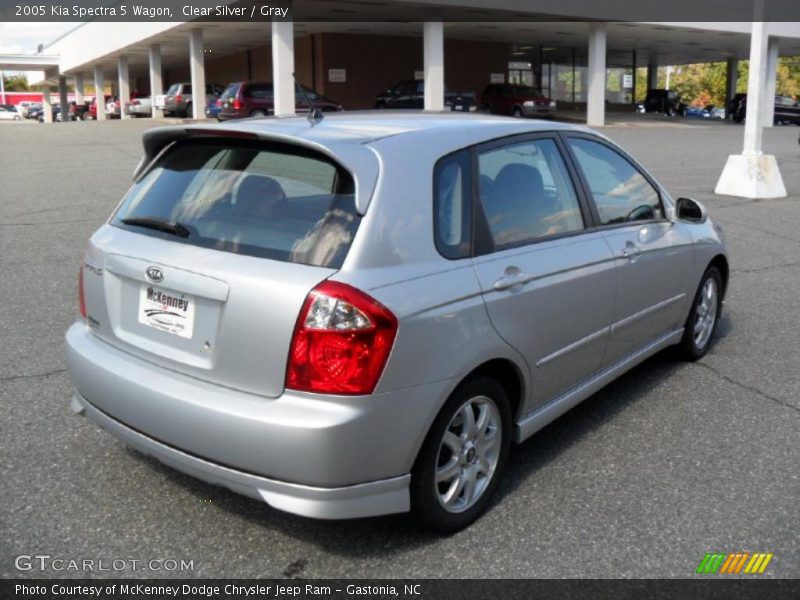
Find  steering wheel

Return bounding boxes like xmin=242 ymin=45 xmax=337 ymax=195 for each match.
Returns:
xmin=624 ymin=204 xmax=654 ymax=222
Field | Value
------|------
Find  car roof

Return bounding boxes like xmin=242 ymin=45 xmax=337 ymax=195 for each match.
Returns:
xmin=194 ymin=110 xmax=592 ymax=145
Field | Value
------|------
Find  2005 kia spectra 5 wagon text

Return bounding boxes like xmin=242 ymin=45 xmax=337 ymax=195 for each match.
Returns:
xmin=66 ymin=112 xmax=728 ymax=532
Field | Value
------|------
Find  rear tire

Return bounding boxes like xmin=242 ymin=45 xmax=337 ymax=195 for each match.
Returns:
xmin=411 ymin=377 xmax=511 ymax=533
xmin=677 ymin=266 xmax=722 ymax=361
xmin=250 ymin=109 xmax=267 ymax=117
xmin=512 ymin=107 xmax=524 ymax=118
xmin=184 ymin=103 xmax=193 ymax=118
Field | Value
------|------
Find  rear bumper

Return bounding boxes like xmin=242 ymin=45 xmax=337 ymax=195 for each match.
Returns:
xmin=70 ymin=392 xmax=410 ymax=519
xmin=65 ymin=323 xmax=450 ymax=517
xmin=522 ymin=105 xmax=556 ymax=117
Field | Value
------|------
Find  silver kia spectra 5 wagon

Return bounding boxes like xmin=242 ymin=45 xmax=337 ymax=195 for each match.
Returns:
xmin=66 ymin=112 xmax=728 ymax=532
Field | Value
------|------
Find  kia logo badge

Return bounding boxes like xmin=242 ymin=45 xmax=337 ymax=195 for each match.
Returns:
xmin=146 ymin=266 xmax=164 ymax=283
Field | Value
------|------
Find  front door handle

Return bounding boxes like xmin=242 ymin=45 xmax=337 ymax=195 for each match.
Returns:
xmin=620 ymin=241 xmax=641 ymax=262
xmin=494 ymin=266 xmax=531 ymax=291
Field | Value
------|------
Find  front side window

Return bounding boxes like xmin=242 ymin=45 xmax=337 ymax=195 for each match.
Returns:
xmin=477 ymin=138 xmax=584 ymax=249
xmin=567 ymin=138 xmax=663 ymax=225
xmin=434 ymin=149 xmax=472 ymax=259
xmin=112 ymin=140 xmax=359 ymax=268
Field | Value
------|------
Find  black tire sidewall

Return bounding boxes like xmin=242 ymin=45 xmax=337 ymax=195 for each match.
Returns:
xmin=679 ymin=266 xmax=722 ymax=360
xmin=410 ymin=376 xmax=512 ymax=533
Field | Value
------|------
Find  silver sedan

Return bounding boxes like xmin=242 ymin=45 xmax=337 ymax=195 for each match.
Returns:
xmin=66 ymin=112 xmax=728 ymax=532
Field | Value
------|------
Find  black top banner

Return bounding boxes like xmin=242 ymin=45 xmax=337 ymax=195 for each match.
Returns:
xmin=1 ymin=0 xmax=800 ymax=22
xmin=3 ymin=579 xmax=800 ymax=600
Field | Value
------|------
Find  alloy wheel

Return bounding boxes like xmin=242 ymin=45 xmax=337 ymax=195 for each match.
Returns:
xmin=693 ymin=278 xmax=718 ymax=349
xmin=435 ymin=395 xmax=502 ymax=513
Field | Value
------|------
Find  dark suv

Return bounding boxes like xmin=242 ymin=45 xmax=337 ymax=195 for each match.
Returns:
xmin=163 ymin=82 xmax=225 ymax=117
xmin=216 ymin=82 xmax=343 ymax=121
xmin=731 ymin=94 xmax=800 ymax=125
xmin=480 ymin=84 xmax=556 ymax=119
xmin=643 ymin=89 xmax=687 ymax=116
xmin=375 ymin=80 xmax=477 ymax=112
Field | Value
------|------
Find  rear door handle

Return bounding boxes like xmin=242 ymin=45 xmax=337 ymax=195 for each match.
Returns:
xmin=494 ymin=267 xmax=532 ymax=291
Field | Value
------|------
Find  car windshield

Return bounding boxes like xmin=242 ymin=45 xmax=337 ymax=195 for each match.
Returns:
xmin=112 ymin=140 xmax=360 ymax=268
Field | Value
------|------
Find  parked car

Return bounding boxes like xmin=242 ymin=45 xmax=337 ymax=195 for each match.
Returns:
xmin=375 ymin=79 xmax=477 ymax=112
xmin=205 ymin=96 xmax=222 ymax=119
xmin=684 ymin=105 xmax=710 ymax=118
xmin=67 ymin=113 xmax=728 ymax=532
xmin=16 ymin=101 xmax=39 ymax=118
xmin=643 ymin=89 xmax=687 ymax=116
xmin=22 ymin=103 xmax=42 ymax=118
xmin=732 ymin=94 xmax=800 ymax=125
xmin=0 ymin=105 xmax=21 ymax=120
xmin=480 ymin=84 xmax=557 ymax=118
xmin=84 ymin=95 xmax=113 ymax=120
xmin=36 ymin=104 xmax=74 ymax=122
xmin=217 ymin=82 xmax=343 ymax=120
xmin=728 ymin=93 xmax=747 ymax=119
xmin=163 ymin=82 xmax=224 ymax=117
xmin=125 ymin=97 xmax=152 ymax=118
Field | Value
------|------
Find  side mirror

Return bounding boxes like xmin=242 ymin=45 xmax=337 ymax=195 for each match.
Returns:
xmin=675 ymin=197 xmax=707 ymax=224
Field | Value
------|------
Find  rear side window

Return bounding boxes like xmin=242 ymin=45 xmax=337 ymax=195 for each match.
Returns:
xmin=434 ymin=149 xmax=472 ymax=259
xmin=247 ymin=84 xmax=273 ymax=99
xmin=113 ymin=140 xmax=359 ymax=268
xmin=477 ymin=138 xmax=584 ymax=249
xmin=567 ymin=138 xmax=663 ymax=225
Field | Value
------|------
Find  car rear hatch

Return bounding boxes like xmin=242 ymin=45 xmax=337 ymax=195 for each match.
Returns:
xmin=82 ymin=132 xmax=365 ymax=398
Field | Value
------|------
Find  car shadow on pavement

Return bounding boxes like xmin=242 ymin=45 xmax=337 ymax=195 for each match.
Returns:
xmin=127 ymin=315 xmax=733 ymax=560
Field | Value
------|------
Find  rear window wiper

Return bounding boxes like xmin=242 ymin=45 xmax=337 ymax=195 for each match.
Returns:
xmin=121 ymin=217 xmax=191 ymax=238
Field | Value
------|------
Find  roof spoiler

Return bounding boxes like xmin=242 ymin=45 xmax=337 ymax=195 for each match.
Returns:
xmin=135 ymin=125 xmax=380 ymax=214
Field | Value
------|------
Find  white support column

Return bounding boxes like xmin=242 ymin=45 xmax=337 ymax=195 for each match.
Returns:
xmin=762 ymin=37 xmax=779 ymax=127
xmin=715 ymin=20 xmax=786 ymax=198
xmin=647 ymin=62 xmax=658 ymax=90
xmin=271 ymin=21 xmax=295 ymax=117
xmin=423 ymin=21 xmax=445 ymax=111
xmin=587 ymin=23 xmax=606 ymax=127
xmin=74 ymin=73 xmax=85 ymax=105
xmin=58 ymin=75 xmax=69 ymax=122
xmin=42 ymin=86 xmax=53 ymax=123
xmin=118 ymin=55 xmax=130 ymax=119
xmin=725 ymin=57 xmax=738 ymax=117
xmin=93 ymin=66 xmax=106 ymax=121
xmin=189 ymin=28 xmax=206 ymax=120
xmin=149 ymin=43 xmax=164 ymax=118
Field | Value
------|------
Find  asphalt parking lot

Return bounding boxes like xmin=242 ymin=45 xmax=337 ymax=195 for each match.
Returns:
xmin=1 ymin=116 xmax=798 ymax=579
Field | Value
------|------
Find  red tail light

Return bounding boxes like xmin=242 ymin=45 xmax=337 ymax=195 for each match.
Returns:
xmin=286 ymin=281 xmax=398 ymax=395
xmin=175 ymin=93 xmax=182 ymax=104
xmin=78 ymin=266 xmax=86 ymax=319
xmin=215 ymin=98 xmax=222 ymax=106
xmin=232 ymin=98 xmax=242 ymax=110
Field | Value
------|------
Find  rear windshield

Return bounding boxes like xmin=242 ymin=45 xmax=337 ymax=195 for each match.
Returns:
xmin=220 ymin=83 xmax=240 ymax=100
xmin=166 ymin=84 xmax=180 ymax=94
xmin=112 ymin=140 xmax=360 ymax=268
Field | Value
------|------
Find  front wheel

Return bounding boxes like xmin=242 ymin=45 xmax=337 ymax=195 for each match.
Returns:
xmin=411 ymin=377 xmax=511 ymax=533
xmin=677 ymin=266 xmax=722 ymax=361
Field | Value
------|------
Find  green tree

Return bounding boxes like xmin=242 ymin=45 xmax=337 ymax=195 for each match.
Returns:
xmin=2 ymin=73 xmax=30 ymax=91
